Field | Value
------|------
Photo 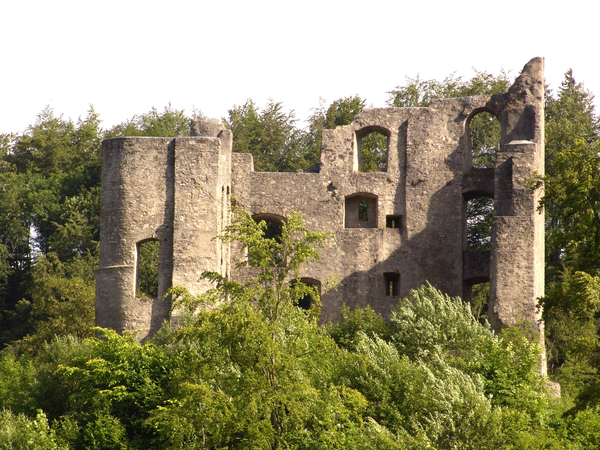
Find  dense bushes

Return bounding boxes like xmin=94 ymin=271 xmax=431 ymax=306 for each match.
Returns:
xmin=0 ymin=284 xmax=598 ymax=448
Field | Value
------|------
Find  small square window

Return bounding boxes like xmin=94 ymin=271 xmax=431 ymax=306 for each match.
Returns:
xmin=386 ymin=215 xmax=402 ymax=229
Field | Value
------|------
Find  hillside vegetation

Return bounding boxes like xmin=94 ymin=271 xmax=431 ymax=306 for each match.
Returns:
xmin=1 ymin=69 xmax=600 ymax=448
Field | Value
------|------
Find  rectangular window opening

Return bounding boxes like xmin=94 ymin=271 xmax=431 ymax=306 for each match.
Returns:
xmin=386 ymin=215 xmax=402 ymax=229
xmin=137 ymin=240 xmax=160 ymax=298
xmin=384 ymin=272 xmax=400 ymax=297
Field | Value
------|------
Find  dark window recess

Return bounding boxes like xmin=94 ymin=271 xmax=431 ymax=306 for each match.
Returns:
xmin=297 ymin=294 xmax=311 ymax=310
xmin=384 ymin=272 xmax=400 ymax=296
xmin=359 ymin=201 xmax=369 ymax=222
xmin=386 ymin=215 xmax=402 ymax=229
xmin=291 ymin=278 xmax=321 ymax=310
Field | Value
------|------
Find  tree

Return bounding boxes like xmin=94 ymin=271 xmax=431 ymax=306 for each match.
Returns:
xmin=226 ymin=100 xmax=311 ymax=172
xmin=15 ymin=254 xmax=96 ymax=352
xmin=137 ymin=241 xmax=159 ymax=298
xmin=154 ymin=210 xmax=368 ymax=448
xmin=329 ymin=285 xmax=552 ymax=449
xmin=0 ymin=409 xmax=64 ymax=450
xmin=542 ymin=71 xmax=600 ymax=280
xmin=538 ymin=70 xmax=600 ymax=396
xmin=0 ymin=108 xmax=102 ymax=347
xmin=106 ymin=104 xmax=196 ymax=138
xmin=388 ymin=70 xmax=511 ymax=108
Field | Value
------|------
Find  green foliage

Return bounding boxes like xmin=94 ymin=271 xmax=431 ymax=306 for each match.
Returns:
xmin=471 ymin=282 xmax=490 ymax=323
xmin=21 ymin=254 xmax=96 ymax=349
xmin=334 ymin=285 xmax=553 ymax=449
xmin=469 ymin=111 xmax=501 ymax=169
xmin=321 ymin=96 xmax=366 ymax=129
xmin=0 ymin=353 xmax=37 ymax=416
xmin=541 ymin=269 xmax=600 ymax=399
xmin=0 ymin=409 xmax=65 ymax=449
xmin=538 ymin=70 xmax=600 ymax=398
xmin=185 ymin=208 xmax=335 ymax=323
xmin=327 ymin=304 xmax=392 ymax=351
xmin=30 ymin=331 xmax=170 ymax=448
xmin=359 ymin=131 xmax=388 ymax=172
xmin=543 ymin=70 xmax=600 ymax=280
xmin=107 ymin=103 xmax=194 ymax=138
xmin=344 ymin=334 xmax=494 ymax=448
xmin=226 ymin=100 xmax=312 ymax=172
xmin=564 ymin=405 xmax=600 ymax=448
xmin=543 ymin=131 xmax=600 ymax=278
xmin=390 ymin=284 xmax=494 ymax=365
xmin=0 ymin=108 xmax=102 ymax=347
xmin=158 ymin=210 xmax=362 ymax=448
xmin=467 ymin=197 xmax=494 ymax=251
xmin=388 ymin=70 xmax=511 ymax=108
xmin=390 ymin=285 xmax=546 ymax=408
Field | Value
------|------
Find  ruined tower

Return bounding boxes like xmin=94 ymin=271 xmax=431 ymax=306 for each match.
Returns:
xmin=96 ymin=58 xmax=545 ymax=371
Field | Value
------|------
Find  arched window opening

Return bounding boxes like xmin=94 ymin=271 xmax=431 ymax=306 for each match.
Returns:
xmin=467 ymin=197 xmax=493 ymax=251
xmin=251 ymin=213 xmax=285 ymax=267
xmin=345 ymin=193 xmax=378 ymax=228
xmin=356 ymin=127 xmax=390 ymax=172
xmin=291 ymin=278 xmax=321 ymax=310
xmin=137 ymin=239 xmax=159 ymax=298
xmin=468 ymin=110 xmax=500 ymax=169
xmin=384 ymin=272 xmax=400 ymax=297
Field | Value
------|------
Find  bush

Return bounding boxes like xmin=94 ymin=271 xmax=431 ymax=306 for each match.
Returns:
xmin=0 ymin=409 xmax=64 ymax=449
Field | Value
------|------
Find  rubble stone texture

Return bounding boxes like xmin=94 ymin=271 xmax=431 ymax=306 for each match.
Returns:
xmin=96 ymin=58 xmax=546 ymax=373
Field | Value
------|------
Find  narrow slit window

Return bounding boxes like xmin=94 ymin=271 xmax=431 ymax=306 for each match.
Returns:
xmin=359 ymin=201 xmax=369 ymax=222
xmin=384 ymin=272 xmax=400 ymax=297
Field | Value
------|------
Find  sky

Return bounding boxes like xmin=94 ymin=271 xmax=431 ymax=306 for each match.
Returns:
xmin=1 ymin=0 xmax=598 ymax=135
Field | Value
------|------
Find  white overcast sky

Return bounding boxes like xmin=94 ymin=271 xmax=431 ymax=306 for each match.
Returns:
xmin=1 ymin=0 xmax=598 ymax=135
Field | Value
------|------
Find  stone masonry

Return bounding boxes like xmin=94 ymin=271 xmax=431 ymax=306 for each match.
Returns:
xmin=96 ymin=58 xmax=546 ymax=372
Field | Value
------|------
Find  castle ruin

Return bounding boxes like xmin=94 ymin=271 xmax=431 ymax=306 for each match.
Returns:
xmin=96 ymin=58 xmax=545 ymax=372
